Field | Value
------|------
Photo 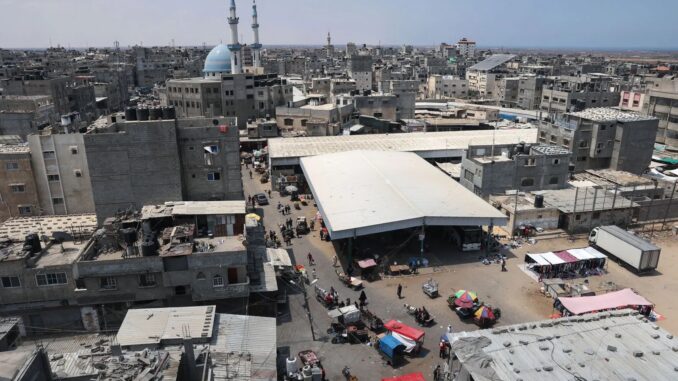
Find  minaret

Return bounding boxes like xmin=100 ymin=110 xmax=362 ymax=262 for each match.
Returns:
xmin=326 ymin=32 xmax=332 ymax=58
xmin=251 ymin=0 xmax=262 ymax=68
xmin=227 ymin=0 xmax=243 ymax=74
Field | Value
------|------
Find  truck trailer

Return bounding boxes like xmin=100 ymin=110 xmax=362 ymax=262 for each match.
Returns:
xmin=588 ymin=225 xmax=660 ymax=273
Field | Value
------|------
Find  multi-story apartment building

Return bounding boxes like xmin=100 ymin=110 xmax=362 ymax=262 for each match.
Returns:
xmin=537 ymin=108 xmax=658 ymax=175
xmin=540 ymin=74 xmax=620 ymax=114
xmin=348 ymin=54 xmax=373 ymax=92
xmin=466 ymin=54 xmax=516 ymax=98
xmin=0 ymin=95 xmax=55 ymax=138
xmin=0 ymin=145 xmax=40 ymax=221
xmin=646 ymin=76 xmax=678 ymax=149
xmin=456 ymin=38 xmax=476 ymax=58
xmin=426 ymin=75 xmax=469 ymax=99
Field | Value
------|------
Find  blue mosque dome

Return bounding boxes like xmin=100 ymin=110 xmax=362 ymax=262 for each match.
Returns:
xmin=203 ymin=44 xmax=232 ymax=75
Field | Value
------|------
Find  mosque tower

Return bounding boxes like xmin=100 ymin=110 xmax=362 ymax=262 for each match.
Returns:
xmin=251 ymin=1 xmax=262 ymax=68
xmin=227 ymin=0 xmax=243 ymax=74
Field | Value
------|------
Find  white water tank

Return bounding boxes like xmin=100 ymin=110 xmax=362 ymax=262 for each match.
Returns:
xmin=286 ymin=356 xmax=298 ymax=374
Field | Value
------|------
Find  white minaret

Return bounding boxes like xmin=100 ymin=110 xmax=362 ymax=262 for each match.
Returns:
xmin=227 ymin=0 xmax=243 ymax=74
xmin=251 ymin=0 xmax=262 ymax=68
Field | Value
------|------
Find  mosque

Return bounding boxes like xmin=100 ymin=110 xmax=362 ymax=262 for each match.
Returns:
xmin=165 ymin=0 xmax=293 ymax=128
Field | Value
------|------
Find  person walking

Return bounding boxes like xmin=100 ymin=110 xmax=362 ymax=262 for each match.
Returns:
xmin=359 ymin=290 xmax=367 ymax=307
xmin=249 ymin=170 xmax=253 ymax=179
xmin=332 ymin=255 xmax=338 ymax=267
xmin=433 ymin=365 xmax=441 ymax=381
xmin=501 ymin=257 xmax=507 ymax=272
xmin=397 ymin=283 xmax=403 ymax=299
xmin=439 ymin=340 xmax=446 ymax=358
xmin=267 ymin=189 xmax=271 ymax=198
xmin=310 ymin=219 xmax=315 ymax=230
xmin=307 ymin=252 xmax=315 ymax=266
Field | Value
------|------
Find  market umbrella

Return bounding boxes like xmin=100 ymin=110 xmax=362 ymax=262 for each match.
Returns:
xmin=474 ymin=305 xmax=496 ymax=320
xmin=245 ymin=213 xmax=261 ymax=221
xmin=453 ymin=290 xmax=478 ymax=308
xmin=285 ymin=185 xmax=298 ymax=193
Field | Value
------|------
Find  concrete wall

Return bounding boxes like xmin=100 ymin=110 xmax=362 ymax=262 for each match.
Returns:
xmin=354 ymin=95 xmax=397 ymax=121
xmin=0 ymin=151 xmax=39 ymax=221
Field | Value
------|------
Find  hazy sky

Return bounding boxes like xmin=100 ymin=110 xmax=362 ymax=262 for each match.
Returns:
xmin=1 ymin=0 xmax=677 ymax=49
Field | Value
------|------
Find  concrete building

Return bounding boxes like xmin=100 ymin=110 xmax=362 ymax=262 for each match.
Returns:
xmin=540 ymin=74 xmax=620 ymax=114
xmin=348 ymin=54 xmax=373 ymax=91
xmin=0 ymin=95 xmax=55 ymax=138
xmin=1 ymin=76 xmax=70 ymax=116
xmin=456 ymin=38 xmax=476 ymax=58
xmin=646 ymin=76 xmax=678 ymax=148
xmin=275 ymin=103 xmax=353 ymax=135
xmin=27 ymin=133 xmax=94 ymax=216
xmin=426 ymin=75 xmax=469 ymax=99
xmin=353 ymin=94 xmax=398 ymax=121
xmin=619 ymin=90 xmax=647 ymax=112
xmin=84 ymin=115 xmax=243 ymax=222
xmin=379 ymin=80 xmax=418 ymax=120
xmin=466 ymin=54 xmax=516 ymax=98
xmin=538 ymin=108 xmax=658 ymax=175
xmin=460 ymin=143 xmax=571 ymax=198
xmin=0 ymin=146 xmax=39 ymax=221
xmin=516 ymin=75 xmax=547 ymax=110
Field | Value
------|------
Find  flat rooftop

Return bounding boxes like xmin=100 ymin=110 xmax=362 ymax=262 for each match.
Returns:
xmin=447 ymin=309 xmax=678 ymax=381
xmin=141 ymin=200 xmax=246 ymax=219
xmin=0 ymin=240 xmax=86 ymax=267
xmin=301 ymin=150 xmax=507 ymax=239
xmin=300 ymin=103 xmax=336 ymax=111
xmin=541 ymin=187 xmax=638 ymax=213
xmin=0 ymin=214 xmax=97 ymax=241
xmin=116 ymin=305 xmax=216 ymax=348
xmin=268 ymin=129 xmax=538 ymax=163
xmin=568 ymin=107 xmax=658 ymax=122
xmin=0 ymin=144 xmax=29 ymax=154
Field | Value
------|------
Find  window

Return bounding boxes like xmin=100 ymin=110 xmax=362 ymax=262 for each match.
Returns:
xmin=592 ymin=211 xmax=601 ymax=219
xmin=576 ymin=156 xmax=587 ymax=162
xmin=74 ymin=170 xmax=82 ymax=177
xmin=464 ymin=169 xmax=474 ymax=182
xmin=562 ymin=138 xmax=570 ymax=146
xmin=100 ymin=276 xmax=117 ymax=290
xmin=213 ymin=275 xmax=224 ymax=288
xmin=36 ymin=272 xmax=67 ymax=286
xmin=552 ymin=158 xmax=560 ymax=165
xmin=207 ymin=172 xmax=221 ymax=181
xmin=524 ymin=158 xmax=536 ymax=166
xmin=575 ymin=214 xmax=581 ymax=221
xmin=549 ymin=176 xmax=559 ymax=185
xmin=70 ymin=146 xmax=78 ymax=154
xmin=52 ymin=197 xmax=64 ymax=205
xmin=18 ymin=206 xmax=31 ymax=215
xmin=138 ymin=274 xmax=157 ymax=287
xmin=5 ymin=162 xmax=19 ymax=171
xmin=284 ymin=118 xmax=294 ymax=126
xmin=204 ymin=144 xmax=219 ymax=154
xmin=578 ymin=141 xmax=588 ymax=148
xmin=521 ymin=178 xmax=535 ymax=187
xmin=1 ymin=276 xmax=20 ymax=288
xmin=47 ymin=174 xmax=60 ymax=182
xmin=10 ymin=184 xmax=25 ymax=193
xmin=42 ymin=151 xmax=56 ymax=159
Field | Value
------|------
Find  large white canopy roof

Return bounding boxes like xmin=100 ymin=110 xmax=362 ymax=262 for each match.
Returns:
xmin=301 ymin=150 xmax=507 ymax=239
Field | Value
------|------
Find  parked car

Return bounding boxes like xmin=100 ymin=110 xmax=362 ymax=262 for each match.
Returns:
xmin=254 ymin=193 xmax=269 ymax=205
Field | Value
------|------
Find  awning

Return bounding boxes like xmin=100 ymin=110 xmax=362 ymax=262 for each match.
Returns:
xmin=567 ymin=248 xmax=596 ymax=260
xmin=540 ymin=252 xmax=565 ymax=265
xmin=357 ymin=259 xmax=377 ymax=268
xmin=384 ymin=320 xmax=425 ymax=342
xmin=525 ymin=253 xmax=550 ymax=266
xmin=584 ymin=246 xmax=608 ymax=259
xmin=391 ymin=332 xmax=417 ymax=353
xmin=382 ymin=373 xmax=425 ymax=381
xmin=558 ymin=288 xmax=652 ymax=315
xmin=554 ymin=250 xmax=578 ymax=263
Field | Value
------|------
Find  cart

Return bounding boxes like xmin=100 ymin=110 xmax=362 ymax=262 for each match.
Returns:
xmin=336 ymin=268 xmax=363 ymax=290
xmin=327 ymin=306 xmax=368 ymax=344
xmin=296 ymin=216 xmax=310 ymax=235
xmin=362 ymin=309 xmax=385 ymax=332
xmin=422 ymin=278 xmax=439 ymax=298
xmin=356 ymin=258 xmax=380 ymax=281
xmin=297 ymin=350 xmax=325 ymax=379
xmin=315 ymin=284 xmax=338 ymax=308
xmin=388 ymin=264 xmax=410 ymax=276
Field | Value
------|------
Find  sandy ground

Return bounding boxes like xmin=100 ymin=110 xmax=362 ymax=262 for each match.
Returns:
xmin=243 ymin=166 xmax=678 ymax=380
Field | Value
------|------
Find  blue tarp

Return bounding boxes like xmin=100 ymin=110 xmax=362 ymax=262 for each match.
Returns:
xmin=379 ymin=334 xmax=405 ymax=359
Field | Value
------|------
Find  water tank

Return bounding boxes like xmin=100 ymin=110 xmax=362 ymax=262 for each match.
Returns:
xmin=301 ymin=366 xmax=312 ymax=381
xmin=25 ymin=233 xmax=42 ymax=254
xmin=568 ymin=163 xmax=576 ymax=173
xmin=162 ymin=106 xmax=176 ymax=120
xmin=124 ymin=107 xmax=137 ymax=121
xmin=121 ymin=228 xmax=137 ymax=246
xmin=523 ymin=144 xmax=532 ymax=154
xmin=310 ymin=366 xmax=322 ymax=381
xmin=141 ymin=240 xmax=157 ymax=257
xmin=136 ymin=107 xmax=150 ymax=121
xmin=149 ymin=107 xmax=162 ymax=120
xmin=534 ymin=194 xmax=544 ymax=208
xmin=285 ymin=357 xmax=298 ymax=374
xmin=517 ymin=142 xmax=525 ymax=153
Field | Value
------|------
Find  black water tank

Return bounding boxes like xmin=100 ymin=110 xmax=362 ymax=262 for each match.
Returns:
xmin=121 ymin=228 xmax=137 ymax=245
xmin=149 ymin=107 xmax=162 ymax=120
xmin=141 ymin=240 xmax=157 ymax=257
xmin=534 ymin=194 xmax=544 ymax=208
xmin=124 ymin=107 xmax=137 ymax=121
xmin=568 ymin=163 xmax=576 ymax=172
xmin=162 ymin=106 xmax=176 ymax=120
xmin=24 ymin=233 xmax=42 ymax=254
xmin=137 ymin=107 xmax=150 ymax=121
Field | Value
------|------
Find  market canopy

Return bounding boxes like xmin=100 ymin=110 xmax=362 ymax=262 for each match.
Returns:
xmin=382 ymin=373 xmax=425 ymax=381
xmin=384 ymin=320 xmax=425 ymax=342
xmin=558 ymin=288 xmax=652 ymax=315
xmin=300 ymin=150 xmax=507 ymax=240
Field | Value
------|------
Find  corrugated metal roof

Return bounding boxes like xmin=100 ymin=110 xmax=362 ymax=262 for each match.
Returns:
xmin=210 ymin=314 xmax=277 ymax=381
xmin=448 ymin=309 xmax=678 ymax=381
xmin=468 ymin=54 xmax=516 ymax=71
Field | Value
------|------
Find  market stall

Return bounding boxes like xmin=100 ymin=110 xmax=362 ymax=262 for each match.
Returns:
xmin=554 ymin=288 xmax=653 ymax=316
xmin=383 ymin=320 xmax=425 ymax=355
xmin=524 ymin=247 xmax=607 ymax=279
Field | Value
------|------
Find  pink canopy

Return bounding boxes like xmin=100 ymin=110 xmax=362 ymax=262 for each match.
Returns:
xmin=558 ymin=288 xmax=652 ymax=315
xmin=554 ymin=250 xmax=578 ymax=263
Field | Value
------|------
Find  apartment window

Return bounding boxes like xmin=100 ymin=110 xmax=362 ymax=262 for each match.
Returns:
xmin=521 ymin=178 xmax=535 ymax=187
xmin=576 ymin=156 xmax=587 ymax=162
xmin=246 ymin=94 xmax=254 ymax=99
xmin=70 ymin=146 xmax=78 ymax=154
xmin=204 ymin=144 xmax=219 ymax=154
xmin=47 ymin=174 xmax=60 ymax=182
xmin=464 ymin=169 xmax=474 ymax=182
xmin=284 ymin=118 xmax=294 ymax=126
xmin=592 ymin=211 xmax=601 ymax=219
xmin=100 ymin=276 xmax=117 ymax=290
xmin=206 ymin=88 xmax=211 ymax=94
xmin=74 ymin=170 xmax=82 ymax=177
xmin=18 ymin=206 xmax=31 ymax=215
xmin=213 ymin=275 xmax=224 ymax=288
xmin=42 ymin=151 xmax=56 ymax=159
xmin=539 ymin=131 xmax=546 ymax=138
xmin=36 ymin=272 xmax=67 ymax=286
xmin=5 ymin=162 xmax=19 ymax=171
xmin=196 ymin=272 xmax=206 ymax=280
xmin=549 ymin=176 xmax=559 ymax=185
xmin=52 ymin=197 xmax=64 ymax=205
xmin=207 ymin=172 xmax=221 ymax=181
xmin=552 ymin=158 xmax=560 ymax=165
xmin=575 ymin=214 xmax=581 ymax=221
xmin=599 ymin=124 xmax=606 ymax=131
xmin=562 ymin=138 xmax=570 ymax=146
xmin=578 ymin=141 xmax=588 ymax=148
xmin=524 ymin=158 xmax=536 ymax=166
xmin=138 ymin=274 xmax=157 ymax=287
xmin=1 ymin=276 xmax=21 ymax=288
xmin=10 ymin=184 xmax=25 ymax=193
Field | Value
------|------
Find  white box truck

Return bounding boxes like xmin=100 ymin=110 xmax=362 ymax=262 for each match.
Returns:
xmin=588 ymin=225 xmax=660 ymax=273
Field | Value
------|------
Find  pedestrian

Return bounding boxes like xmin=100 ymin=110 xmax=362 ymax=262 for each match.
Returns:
xmin=267 ymin=189 xmax=271 ymax=198
xmin=445 ymin=341 xmax=451 ymax=359
xmin=332 ymin=255 xmax=338 ymax=267
xmin=397 ymin=283 xmax=403 ymax=299
xmin=433 ymin=365 xmax=441 ymax=381
xmin=307 ymin=252 xmax=314 ymax=266
xmin=277 ymin=202 xmax=282 ymax=211
xmin=312 ymin=268 xmax=317 ymax=280
xmin=249 ymin=170 xmax=253 ymax=179
xmin=355 ymin=301 xmax=360 ymax=310
xmin=501 ymin=257 xmax=507 ymax=272
xmin=447 ymin=324 xmax=452 ymax=333
xmin=347 ymin=265 xmax=354 ymax=277
xmin=439 ymin=340 xmax=445 ymax=358
xmin=346 ymin=297 xmax=350 ymax=306
xmin=330 ymin=286 xmax=335 ymax=295
xmin=247 ymin=195 xmax=251 ymax=204
xmin=359 ymin=290 xmax=367 ymax=306
xmin=310 ymin=219 xmax=315 ymax=230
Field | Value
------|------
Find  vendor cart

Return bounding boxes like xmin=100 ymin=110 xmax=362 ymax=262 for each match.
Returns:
xmin=327 ymin=306 xmax=368 ymax=344
xmin=422 ymin=278 xmax=439 ymax=298
xmin=357 ymin=258 xmax=380 ymax=281
xmin=297 ymin=350 xmax=325 ymax=379
xmin=315 ymin=284 xmax=338 ymax=309
xmin=377 ymin=334 xmax=406 ymax=367
xmin=336 ymin=268 xmax=363 ymax=290
xmin=388 ymin=264 xmax=410 ymax=276
xmin=296 ymin=216 xmax=310 ymax=235
xmin=362 ymin=309 xmax=385 ymax=332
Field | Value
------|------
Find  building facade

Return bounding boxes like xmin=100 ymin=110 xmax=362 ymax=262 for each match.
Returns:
xmin=0 ymin=146 xmax=39 ymax=221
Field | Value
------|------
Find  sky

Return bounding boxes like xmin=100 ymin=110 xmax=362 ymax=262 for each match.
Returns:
xmin=1 ymin=0 xmax=677 ymax=50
